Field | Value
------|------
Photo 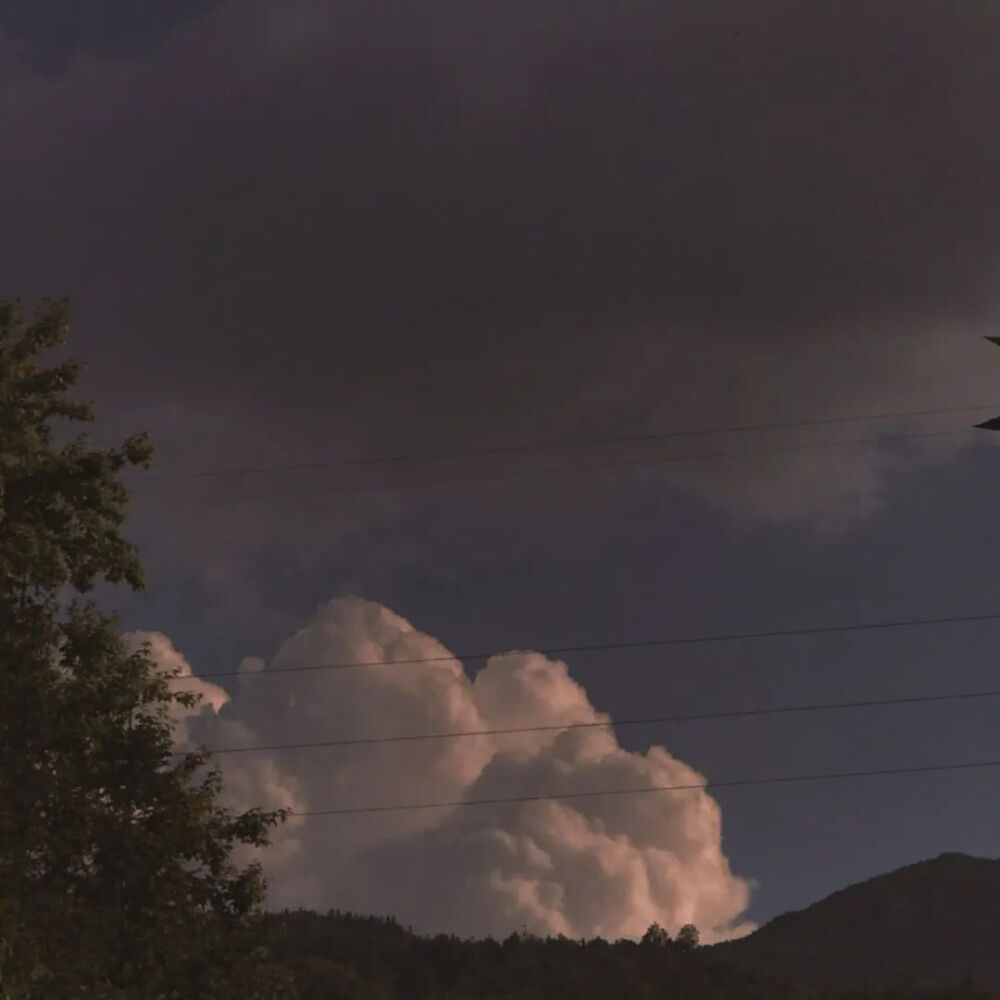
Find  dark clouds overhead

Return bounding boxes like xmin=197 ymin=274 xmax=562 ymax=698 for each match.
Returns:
xmin=0 ymin=0 xmax=219 ymax=71
xmin=5 ymin=0 xmax=1000 ymax=385
xmin=3 ymin=0 xmax=999 ymax=577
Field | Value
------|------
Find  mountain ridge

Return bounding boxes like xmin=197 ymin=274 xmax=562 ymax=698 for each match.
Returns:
xmin=714 ymin=852 xmax=1000 ymax=994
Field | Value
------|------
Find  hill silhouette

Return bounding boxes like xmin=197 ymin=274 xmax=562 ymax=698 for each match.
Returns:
xmin=714 ymin=852 xmax=1000 ymax=995
xmin=264 ymin=910 xmax=794 ymax=999
xmin=261 ymin=853 xmax=1000 ymax=998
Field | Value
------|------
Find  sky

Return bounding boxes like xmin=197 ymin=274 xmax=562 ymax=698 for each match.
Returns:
xmin=3 ymin=0 xmax=1000 ymax=937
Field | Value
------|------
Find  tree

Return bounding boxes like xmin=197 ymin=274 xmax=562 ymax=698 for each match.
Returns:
xmin=675 ymin=924 xmax=700 ymax=952
xmin=640 ymin=923 xmax=671 ymax=948
xmin=0 ymin=299 xmax=291 ymax=998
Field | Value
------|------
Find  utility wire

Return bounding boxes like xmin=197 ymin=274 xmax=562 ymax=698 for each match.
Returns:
xmin=133 ymin=402 xmax=999 ymax=484
xmin=192 ymin=687 xmax=1000 ymax=757
xmin=292 ymin=758 xmax=1000 ymax=816
xmin=183 ymin=609 xmax=1000 ymax=681
xmin=145 ymin=427 xmax=970 ymax=505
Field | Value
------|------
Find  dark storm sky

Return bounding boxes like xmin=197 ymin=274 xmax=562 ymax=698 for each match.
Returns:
xmin=3 ymin=0 xmax=1000 ymax=925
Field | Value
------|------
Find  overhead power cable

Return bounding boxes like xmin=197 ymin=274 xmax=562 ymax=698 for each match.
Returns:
xmin=292 ymin=758 xmax=1000 ymax=816
xmin=183 ymin=609 xmax=1000 ymax=682
xmin=133 ymin=401 xmax=999 ymax=484
xmin=193 ymin=687 xmax=1000 ymax=757
xmin=145 ymin=427 xmax=972 ymax=505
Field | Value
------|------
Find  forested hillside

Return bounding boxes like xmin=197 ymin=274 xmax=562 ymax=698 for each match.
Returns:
xmin=715 ymin=854 xmax=1000 ymax=996
xmin=264 ymin=910 xmax=996 ymax=1000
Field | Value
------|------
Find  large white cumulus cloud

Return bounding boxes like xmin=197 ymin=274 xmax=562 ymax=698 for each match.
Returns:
xmin=134 ymin=597 xmax=753 ymax=942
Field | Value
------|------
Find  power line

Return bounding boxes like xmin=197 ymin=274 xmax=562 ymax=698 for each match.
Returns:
xmin=184 ymin=609 xmax=1000 ymax=681
xmin=132 ymin=402 xmax=999 ymax=484
xmin=292 ymin=757 xmax=1000 ymax=816
xmin=193 ymin=687 xmax=1000 ymax=756
xmin=146 ymin=427 xmax=971 ymax=505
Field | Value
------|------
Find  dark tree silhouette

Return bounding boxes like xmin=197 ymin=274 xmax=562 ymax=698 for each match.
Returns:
xmin=0 ymin=299 xmax=290 ymax=998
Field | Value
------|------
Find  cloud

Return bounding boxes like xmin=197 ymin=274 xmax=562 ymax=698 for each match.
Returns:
xmin=135 ymin=597 xmax=753 ymax=942
xmin=0 ymin=0 xmax=220 ymax=71
xmin=124 ymin=629 xmax=309 ymax=863
xmin=123 ymin=629 xmax=228 ymax=744
xmin=3 ymin=0 xmax=1000 ymax=542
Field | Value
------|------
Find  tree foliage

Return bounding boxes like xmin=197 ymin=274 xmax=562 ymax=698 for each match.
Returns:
xmin=0 ymin=299 xmax=290 ymax=998
xmin=263 ymin=911 xmax=1000 ymax=1000
xmin=676 ymin=923 xmax=701 ymax=952
xmin=265 ymin=911 xmax=788 ymax=1000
